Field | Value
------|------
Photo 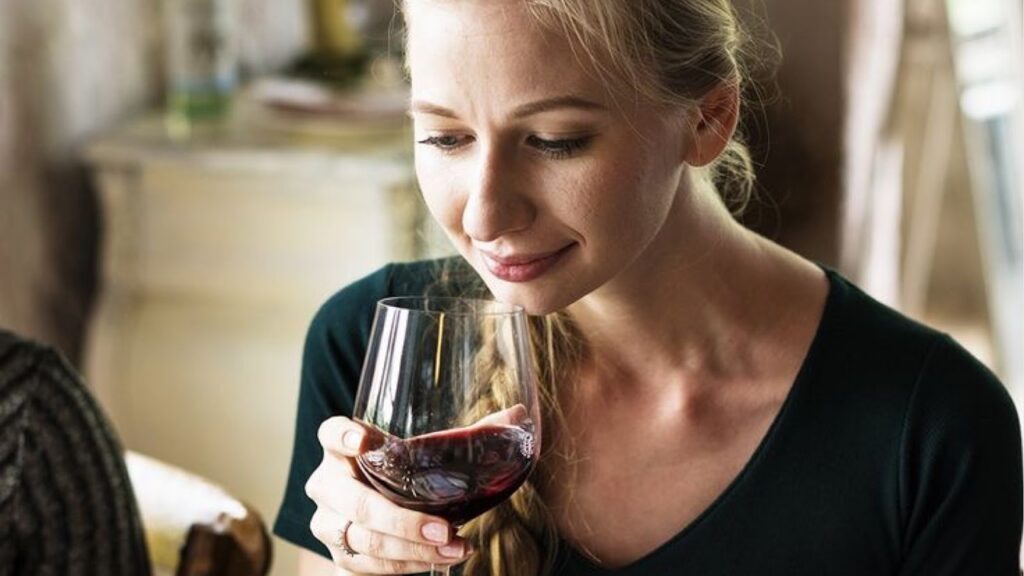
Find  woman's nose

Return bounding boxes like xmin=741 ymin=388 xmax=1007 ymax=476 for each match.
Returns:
xmin=461 ymin=145 xmax=534 ymax=242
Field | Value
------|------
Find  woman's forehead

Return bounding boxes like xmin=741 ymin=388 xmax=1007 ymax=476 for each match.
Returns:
xmin=405 ymin=0 xmax=545 ymax=42
xmin=407 ymin=7 xmax=585 ymax=87
xmin=405 ymin=1 xmax=612 ymax=110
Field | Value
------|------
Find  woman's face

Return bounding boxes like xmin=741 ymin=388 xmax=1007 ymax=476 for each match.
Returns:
xmin=406 ymin=0 xmax=690 ymax=314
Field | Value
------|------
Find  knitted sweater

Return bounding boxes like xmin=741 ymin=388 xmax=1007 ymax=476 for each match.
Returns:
xmin=0 ymin=329 xmax=150 ymax=576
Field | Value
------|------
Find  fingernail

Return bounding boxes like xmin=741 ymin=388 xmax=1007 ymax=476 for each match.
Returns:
xmin=342 ymin=429 xmax=363 ymax=451
xmin=421 ymin=522 xmax=449 ymax=543
xmin=439 ymin=542 xmax=465 ymax=558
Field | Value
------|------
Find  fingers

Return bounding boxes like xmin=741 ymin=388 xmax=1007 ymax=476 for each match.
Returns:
xmin=310 ymin=415 xmax=476 ymax=574
xmin=311 ymin=508 xmax=471 ymax=568
xmin=347 ymin=522 xmax=470 ymax=564
xmin=306 ymin=465 xmax=455 ymax=545
xmin=318 ymin=416 xmax=386 ymax=458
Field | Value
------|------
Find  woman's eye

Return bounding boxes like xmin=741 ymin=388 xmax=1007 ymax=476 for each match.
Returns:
xmin=526 ymin=135 xmax=592 ymax=159
xmin=416 ymin=135 xmax=471 ymax=152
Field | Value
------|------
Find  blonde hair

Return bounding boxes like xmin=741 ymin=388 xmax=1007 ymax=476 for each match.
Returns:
xmin=425 ymin=260 xmax=582 ymax=575
xmin=409 ymin=1 xmax=759 ymax=573
xmin=523 ymin=0 xmax=757 ymax=214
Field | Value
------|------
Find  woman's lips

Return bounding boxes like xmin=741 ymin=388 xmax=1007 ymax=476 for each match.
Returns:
xmin=481 ymin=244 xmax=575 ymax=282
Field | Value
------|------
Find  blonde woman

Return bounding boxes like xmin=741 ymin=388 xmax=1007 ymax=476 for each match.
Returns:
xmin=275 ymin=1 xmax=1023 ymax=574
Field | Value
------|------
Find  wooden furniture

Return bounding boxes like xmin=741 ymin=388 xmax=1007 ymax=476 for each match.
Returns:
xmin=82 ymin=92 xmax=443 ymax=576
xmin=127 ymin=452 xmax=271 ymax=576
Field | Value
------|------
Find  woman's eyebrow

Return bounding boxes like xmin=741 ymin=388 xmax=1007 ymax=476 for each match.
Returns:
xmin=409 ymin=101 xmax=460 ymax=119
xmin=409 ymin=96 xmax=607 ymax=120
xmin=510 ymin=96 xmax=607 ymax=118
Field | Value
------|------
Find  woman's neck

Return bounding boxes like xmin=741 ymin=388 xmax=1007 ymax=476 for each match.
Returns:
xmin=565 ymin=176 xmax=812 ymax=398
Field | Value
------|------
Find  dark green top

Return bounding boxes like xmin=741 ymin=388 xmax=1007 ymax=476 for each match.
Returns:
xmin=274 ymin=259 xmax=1023 ymax=575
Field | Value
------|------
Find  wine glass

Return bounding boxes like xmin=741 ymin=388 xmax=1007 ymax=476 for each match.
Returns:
xmin=353 ymin=296 xmax=542 ymax=576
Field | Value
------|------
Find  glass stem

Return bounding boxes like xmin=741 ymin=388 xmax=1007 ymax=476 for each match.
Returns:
xmin=429 ymin=564 xmax=451 ymax=575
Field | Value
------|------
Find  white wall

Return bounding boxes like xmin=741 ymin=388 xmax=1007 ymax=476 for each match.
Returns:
xmin=0 ymin=1 xmax=307 ymax=573
xmin=0 ymin=0 xmax=306 ymax=358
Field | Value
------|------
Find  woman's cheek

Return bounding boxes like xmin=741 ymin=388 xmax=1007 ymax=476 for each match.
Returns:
xmin=416 ymin=167 xmax=468 ymax=238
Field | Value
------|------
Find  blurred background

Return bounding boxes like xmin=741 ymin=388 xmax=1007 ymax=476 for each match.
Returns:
xmin=0 ymin=0 xmax=1020 ymax=574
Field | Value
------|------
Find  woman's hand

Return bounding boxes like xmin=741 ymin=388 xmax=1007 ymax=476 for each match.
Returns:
xmin=305 ymin=416 xmax=472 ymax=574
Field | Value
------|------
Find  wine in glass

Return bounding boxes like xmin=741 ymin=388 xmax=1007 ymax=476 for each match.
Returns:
xmin=353 ymin=296 xmax=542 ymax=575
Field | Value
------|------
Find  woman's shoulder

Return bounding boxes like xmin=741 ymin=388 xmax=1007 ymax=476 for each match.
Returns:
xmin=823 ymin=267 xmax=938 ymax=350
xmin=819 ymin=267 xmax=945 ymax=379
xmin=905 ymin=333 xmax=1020 ymax=451
xmin=895 ymin=333 xmax=1022 ymax=562
xmin=819 ymin=266 xmax=1019 ymax=441
xmin=791 ymin=268 xmax=1022 ymax=573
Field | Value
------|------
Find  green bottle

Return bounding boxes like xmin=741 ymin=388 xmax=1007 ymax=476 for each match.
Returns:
xmin=163 ymin=0 xmax=237 ymax=128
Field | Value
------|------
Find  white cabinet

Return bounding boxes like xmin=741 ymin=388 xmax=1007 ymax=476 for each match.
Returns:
xmin=83 ymin=109 xmax=435 ymax=576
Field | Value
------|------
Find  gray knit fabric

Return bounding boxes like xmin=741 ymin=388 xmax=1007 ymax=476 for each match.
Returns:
xmin=0 ymin=329 xmax=150 ymax=576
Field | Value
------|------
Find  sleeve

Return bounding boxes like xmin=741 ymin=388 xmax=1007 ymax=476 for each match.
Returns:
xmin=272 ymin=264 xmax=394 ymax=558
xmin=897 ymin=334 xmax=1023 ymax=575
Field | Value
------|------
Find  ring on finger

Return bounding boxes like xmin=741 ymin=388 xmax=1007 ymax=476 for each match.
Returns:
xmin=334 ymin=520 xmax=358 ymax=557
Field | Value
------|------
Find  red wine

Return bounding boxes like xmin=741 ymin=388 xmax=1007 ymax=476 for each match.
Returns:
xmin=357 ymin=424 xmax=535 ymax=525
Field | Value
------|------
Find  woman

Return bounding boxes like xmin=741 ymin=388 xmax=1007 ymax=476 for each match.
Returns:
xmin=274 ymin=1 xmax=1023 ymax=574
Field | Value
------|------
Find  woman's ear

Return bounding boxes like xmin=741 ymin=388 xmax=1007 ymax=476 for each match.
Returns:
xmin=683 ymin=81 xmax=740 ymax=167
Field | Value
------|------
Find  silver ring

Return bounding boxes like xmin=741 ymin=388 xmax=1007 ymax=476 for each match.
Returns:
xmin=335 ymin=520 xmax=358 ymax=557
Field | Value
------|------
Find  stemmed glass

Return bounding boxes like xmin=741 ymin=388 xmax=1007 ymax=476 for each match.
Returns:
xmin=353 ymin=297 xmax=542 ymax=576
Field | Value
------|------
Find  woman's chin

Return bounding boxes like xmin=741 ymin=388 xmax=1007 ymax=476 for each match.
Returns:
xmin=480 ymin=280 xmax=578 ymax=317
